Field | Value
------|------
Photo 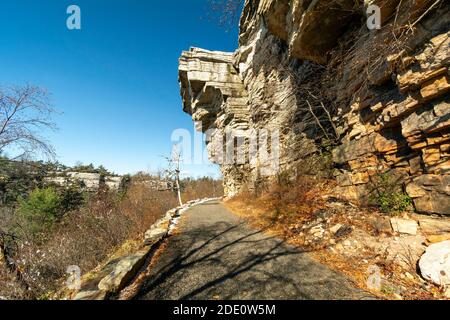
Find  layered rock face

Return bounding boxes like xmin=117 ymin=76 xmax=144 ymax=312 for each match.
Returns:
xmin=179 ymin=48 xmax=252 ymax=196
xmin=179 ymin=0 xmax=450 ymax=215
xmin=45 ymin=173 xmax=123 ymax=191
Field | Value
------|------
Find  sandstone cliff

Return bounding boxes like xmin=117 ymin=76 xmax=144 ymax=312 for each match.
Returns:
xmin=179 ymin=0 xmax=450 ymax=215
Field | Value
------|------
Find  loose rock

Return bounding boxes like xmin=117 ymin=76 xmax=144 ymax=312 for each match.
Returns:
xmin=144 ymin=228 xmax=167 ymax=245
xmin=330 ymin=224 xmax=343 ymax=235
xmin=335 ymin=225 xmax=353 ymax=238
xmin=419 ymin=241 xmax=450 ymax=287
xmin=391 ymin=218 xmax=418 ymax=235
xmin=419 ymin=217 xmax=450 ymax=235
xmin=98 ymin=250 xmax=149 ymax=293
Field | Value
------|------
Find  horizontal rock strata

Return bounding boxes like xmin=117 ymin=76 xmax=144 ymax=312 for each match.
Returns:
xmin=180 ymin=0 xmax=449 ymax=214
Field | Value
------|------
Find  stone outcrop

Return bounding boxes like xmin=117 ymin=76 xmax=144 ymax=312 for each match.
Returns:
xmin=46 ymin=173 xmax=171 ymax=192
xmin=45 ymin=172 xmax=123 ymax=191
xmin=179 ymin=0 xmax=449 ymax=214
xmin=179 ymin=48 xmax=252 ymax=195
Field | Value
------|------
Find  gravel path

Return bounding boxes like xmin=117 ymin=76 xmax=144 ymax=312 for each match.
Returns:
xmin=139 ymin=200 xmax=372 ymax=300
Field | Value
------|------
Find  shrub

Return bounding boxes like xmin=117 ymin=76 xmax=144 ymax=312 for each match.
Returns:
xmin=231 ymin=173 xmax=324 ymax=228
xmin=0 ymin=264 xmax=28 ymax=299
xmin=269 ymin=174 xmax=320 ymax=223
xmin=368 ymin=172 xmax=413 ymax=214
xmin=59 ymin=184 xmax=85 ymax=213
xmin=17 ymin=187 xmax=62 ymax=238
xmin=118 ymin=174 xmax=132 ymax=199
xmin=0 ymin=161 xmax=40 ymax=206
xmin=370 ymin=192 xmax=413 ymax=214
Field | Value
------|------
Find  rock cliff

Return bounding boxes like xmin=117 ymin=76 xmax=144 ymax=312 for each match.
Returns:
xmin=179 ymin=0 xmax=449 ymax=215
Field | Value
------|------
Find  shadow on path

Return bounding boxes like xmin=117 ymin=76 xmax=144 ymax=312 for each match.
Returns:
xmin=139 ymin=201 xmax=373 ymax=300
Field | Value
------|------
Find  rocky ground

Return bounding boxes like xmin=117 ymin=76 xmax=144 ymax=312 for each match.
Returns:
xmin=225 ymin=197 xmax=450 ymax=300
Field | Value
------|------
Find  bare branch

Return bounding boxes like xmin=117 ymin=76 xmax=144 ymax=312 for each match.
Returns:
xmin=306 ymin=99 xmax=331 ymax=141
xmin=0 ymin=85 xmax=57 ymax=160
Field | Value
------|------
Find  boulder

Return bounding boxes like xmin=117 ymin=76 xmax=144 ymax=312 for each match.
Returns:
xmin=98 ymin=250 xmax=148 ymax=293
xmin=414 ymin=194 xmax=450 ymax=216
xmin=330 ymin=224 xmax=343 ymax=235
xmin=370 ymin=216 xmax=393 ymax=234
xmin=144 ymin=227 xmax=167 ymax=246
xmin=391 ymin=218 xmax=419 ymax=235
xmin=419 ymin=241 xmax=450 ymax=287
xmin=419 ymin=217 xmax=450 ymax=235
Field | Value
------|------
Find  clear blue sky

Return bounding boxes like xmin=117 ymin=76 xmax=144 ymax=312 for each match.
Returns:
xmin=0 ymin=0 xmax=240 ymax=177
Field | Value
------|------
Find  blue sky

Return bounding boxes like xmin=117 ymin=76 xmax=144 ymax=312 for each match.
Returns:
xmin=0 ymin=0 xmax=240 ymax=177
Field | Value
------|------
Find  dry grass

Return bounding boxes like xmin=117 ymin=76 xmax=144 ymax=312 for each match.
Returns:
xmin=0 ymin=264 xmax=28 ymax=300
xmin=226 ymin=175 xmax=334 ymax=241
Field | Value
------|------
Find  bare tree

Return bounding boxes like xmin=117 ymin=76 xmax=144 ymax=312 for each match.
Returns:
xmin=162 ymin=146 xmax=184 ymax=207
xmin=0 ymin=85 xmax=57 ymax=160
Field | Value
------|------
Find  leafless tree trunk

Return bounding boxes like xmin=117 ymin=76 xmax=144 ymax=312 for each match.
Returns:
xmin=174 ymin=158 xmax=183 ymax=207
xmin=0 ymin=85 xmax=57 ymax=160
xmin=163 ymin=148 xmax=184 ymax=207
